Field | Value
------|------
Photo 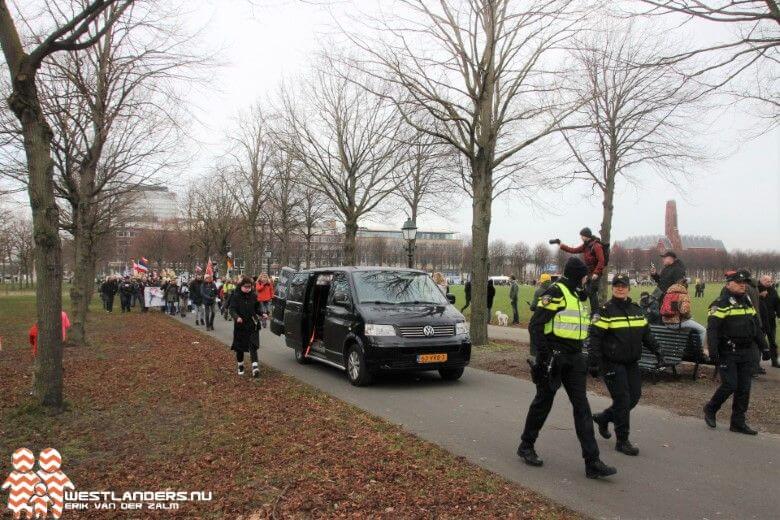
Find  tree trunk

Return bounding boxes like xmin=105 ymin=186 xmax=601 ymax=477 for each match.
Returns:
xmin=469 ymin=156 xmax=492 ymax=346
xmin=343 ymin=217 xmax=358 ymax=266
xmin=11 ymin=78 xmax=64 ymax=408
xmin=68 ymin=226 xmax=97 ymax=345
xmin=598 ymin=169 xmax=616 ymax=301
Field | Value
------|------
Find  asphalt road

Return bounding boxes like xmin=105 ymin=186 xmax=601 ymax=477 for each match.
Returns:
xmin=179 ymin=314 xmax=780 ymax=520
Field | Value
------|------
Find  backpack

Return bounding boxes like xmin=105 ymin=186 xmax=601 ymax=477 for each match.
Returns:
xmin=660 ymin=284 xmax=691 ymax=322
xmin=589 ymin=239 xmax=610 ymax=266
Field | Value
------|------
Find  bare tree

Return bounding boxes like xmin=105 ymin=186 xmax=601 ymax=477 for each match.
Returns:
xmin=24 ymin=1 xmax=200 ymax=345
xmin=563 ymin=23 xmax=705 ymax=296
xmin=509 ymin=241 xmax=530 ymax=280
xmin=638 ymin=1 xmax=780 ymax=127
xmin=187 ymin=175 xmax=241 ymax=267
xmin=0 ymin=0 xmax=131 ymax=408
xmin=223 ymin=104 xmax=274 ymax=274
xmin=347 ymin=0 xmax=586 ymax=344
xmin=275 ymin=61 xmax=406 ymax=266
xmin=296 ymin=183 xmax=330 ymax=269
xmin=267 ymin=148 xmax=304 ymax=267
xmin=532 ymin=242 xmax=552 ymax=278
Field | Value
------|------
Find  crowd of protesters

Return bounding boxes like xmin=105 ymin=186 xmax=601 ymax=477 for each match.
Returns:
xmin=97 ymin=271 xmax=276 ymax=332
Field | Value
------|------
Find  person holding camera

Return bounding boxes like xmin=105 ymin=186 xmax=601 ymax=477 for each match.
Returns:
xmin=549 ymin=227 xmax=606 ymax=314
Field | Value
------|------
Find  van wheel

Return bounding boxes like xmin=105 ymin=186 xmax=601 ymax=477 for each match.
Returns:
xmin=346 ymin=344 xmax=373 ymax=386
xmin=294 ymin=344 xmax=310 ymax=364
xmin=439 ymin=367 xmax=464 ymax=381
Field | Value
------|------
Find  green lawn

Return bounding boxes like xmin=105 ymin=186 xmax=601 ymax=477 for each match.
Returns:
xmin=449 ymin=283 xmax=765 ymax=326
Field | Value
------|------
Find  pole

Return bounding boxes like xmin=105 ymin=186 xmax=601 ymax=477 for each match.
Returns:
xmin=406 ymin=242 xmax=414 ymax=269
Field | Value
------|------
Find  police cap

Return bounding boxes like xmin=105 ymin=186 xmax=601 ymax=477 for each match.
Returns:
xmin=725 ymin=270 xmax=749 ymax=283
xmin=611 ymin=273 xmax=630 ymax=287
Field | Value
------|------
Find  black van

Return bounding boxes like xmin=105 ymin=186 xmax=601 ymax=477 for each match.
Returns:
xmin=270 ymin=267 xmax=471 ymax=386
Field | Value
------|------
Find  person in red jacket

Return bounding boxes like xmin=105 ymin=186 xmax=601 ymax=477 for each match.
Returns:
xmin=255 ymin=273 xmax=274 ymax=328
xmin=29 ymin=311 xmax=71 ymax=357
xmin=551 ymin=227 xmax=605 ymax=313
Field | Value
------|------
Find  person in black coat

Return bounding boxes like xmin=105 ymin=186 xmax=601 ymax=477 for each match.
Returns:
xmin=101 ymin=276 xmax=119 ymax=313
xmin=119 ymin=276 xmax=135 ymax=313
xmin=189 ymin=276 xmax=204 ymax=325
xmin=650 ymin=251 xmax=687 ymax=296
xmin=487 ymin=279 xmax=496 ymax=323
xmin=229 ymin=276 xmax=261 ymax=378
xmin=200 ymin=274 xmax=218 ymax=330
xmin=461 ymin=278 xmax=472 ymax=312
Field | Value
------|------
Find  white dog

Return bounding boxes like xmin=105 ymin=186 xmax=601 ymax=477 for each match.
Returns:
xmin=496 ymin=310 xmax=509 ymax=326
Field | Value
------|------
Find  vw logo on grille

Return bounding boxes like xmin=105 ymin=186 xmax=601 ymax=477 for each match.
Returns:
xmin=423 ymin=325 xmax=435 ymax=337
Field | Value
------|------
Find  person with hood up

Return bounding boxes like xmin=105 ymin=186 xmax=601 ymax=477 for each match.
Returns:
xmin=517 ymin=256 xmax=617 ymax=479
xmin=230 ymin=276 xmax=261 ymax=378
xmin=660 ymin=281 xmax=706 ymax=347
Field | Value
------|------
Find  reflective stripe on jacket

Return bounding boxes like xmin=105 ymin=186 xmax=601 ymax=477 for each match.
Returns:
xmin=541 ymin=283 xmax=589 ymax=340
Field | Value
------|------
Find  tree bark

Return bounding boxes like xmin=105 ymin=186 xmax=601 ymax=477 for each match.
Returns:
xmin=343 ymin=217 xmax=358 ymax=266
xmin=598 ymin=163 xmax=617 ymax=300
xmin=469 ymin=155 xmax=492 ymax=346
xmin=10 ymin=77 xmax=65 ymax=408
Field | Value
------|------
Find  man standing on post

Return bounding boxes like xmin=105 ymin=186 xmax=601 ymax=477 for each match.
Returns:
xmin=517 ymin=257 xmax=617 ymax=479
xmin=550 ymin=228 xmax=605 ymax=313
xmin=509 ymin=275 xmax=520 ymax=325
xmin=758 ymin=275 xmax=780 ymax=368
xmin=704 ymin=270 xmax=770 ymax=435
xmin=590 ymin=274 xmax=664 ymax=456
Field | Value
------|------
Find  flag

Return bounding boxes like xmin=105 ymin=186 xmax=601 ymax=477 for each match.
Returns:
xmin=195 ymin=264 xmax=203 ymax=274
xmin=206 ymin=258 xmax=213 ymax=276
xmin=132 ymin=257 xmax=149 ymax=274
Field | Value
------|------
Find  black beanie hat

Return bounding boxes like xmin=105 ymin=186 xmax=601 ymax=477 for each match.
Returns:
xmin=564 ymin=256 xmax=588 ymax=282
xmin=579 ymin=227 xmax=593 ymax=238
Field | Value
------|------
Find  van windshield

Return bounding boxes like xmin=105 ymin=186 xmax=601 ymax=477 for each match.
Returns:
xmin=354 ymin=271 xmax=448 ymax=305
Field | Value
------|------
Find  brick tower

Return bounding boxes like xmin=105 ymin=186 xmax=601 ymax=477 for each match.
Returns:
xmin=665 ymin=200 xmax=683 ymax=251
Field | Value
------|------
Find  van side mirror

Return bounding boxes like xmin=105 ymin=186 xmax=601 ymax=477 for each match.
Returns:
xmin=334 ymin=291 xmax=350 ymax=307
xmin=446 ymin=294 xmax=456 ymax=304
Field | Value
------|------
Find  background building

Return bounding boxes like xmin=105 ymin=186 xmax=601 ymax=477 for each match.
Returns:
xmin=616 ymin=200 xmax=726 ymax=254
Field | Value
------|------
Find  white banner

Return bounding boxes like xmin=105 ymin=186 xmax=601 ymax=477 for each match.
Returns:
xmin=144 ymin=287 xmax=166 ymax=307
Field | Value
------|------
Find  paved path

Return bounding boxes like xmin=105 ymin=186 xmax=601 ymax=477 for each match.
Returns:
xmin=179 ymin=315 xmax=780 ymax=519
xmin=488 ymin=324 xmax=529 ymax=343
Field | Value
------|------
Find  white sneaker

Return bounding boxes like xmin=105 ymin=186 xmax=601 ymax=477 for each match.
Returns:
xmin=252 ymin=362 xmax=260 ymax=378
xmin=237 ymin=363 xmax=244 ymax=376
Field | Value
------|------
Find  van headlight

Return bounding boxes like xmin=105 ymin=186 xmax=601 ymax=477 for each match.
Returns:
xmin=455 ymin=322 xmax=469 ymax=335
xmin=364 ymin=324 xmax=396 ymax=337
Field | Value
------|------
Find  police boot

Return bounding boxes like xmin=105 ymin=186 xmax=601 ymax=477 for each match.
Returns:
xmin=516 ymin=443 xmax=543 ymax=467
xmin=592 ymin=413 xmax=611 ymax=439
xmin=585 ymin=459 xmax=617 ymax=479
xmin=729 ymin=423 xmax=758 ymax=435
xmin=615 ymin=440 xmax=639 ymax=456
xmin=703 ymin=405 xmax=717 ymax=428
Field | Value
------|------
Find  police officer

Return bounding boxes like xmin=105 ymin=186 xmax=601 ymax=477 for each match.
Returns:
xmin=517 ymin=257 xmax=617 ymax=479
xmin=703 ymin=270 xmax=770 ymax=435
xmin=589 ymin=274 xmax=663 ymax=455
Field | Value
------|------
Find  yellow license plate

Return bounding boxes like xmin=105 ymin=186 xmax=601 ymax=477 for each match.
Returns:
xmin=417 ymin=353 xmax=448 ymax=364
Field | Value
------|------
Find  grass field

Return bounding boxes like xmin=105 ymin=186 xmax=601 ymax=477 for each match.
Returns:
xmin=0 ymin=294 xmax=579 ymax=519
xmin=448 ymin=283 xmax=765 ymax=327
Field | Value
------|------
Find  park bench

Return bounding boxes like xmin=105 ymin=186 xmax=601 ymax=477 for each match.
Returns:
xmin=639 ymin=324 xmax=706 ymax=382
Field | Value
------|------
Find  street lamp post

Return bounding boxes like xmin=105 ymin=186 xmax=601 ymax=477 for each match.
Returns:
xmin=264 ymin=249 xmax=272 ymax=275
xmin=401 ymin=219 xmax=418 ymax=269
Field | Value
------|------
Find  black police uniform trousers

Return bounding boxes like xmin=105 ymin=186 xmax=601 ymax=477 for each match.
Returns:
xmin=520 ymin=351 xmax=600 ymax=462
xmin=767 ymin=321 xmax=778 ymax=363
xmin=600 ymin=361 xmax=641 ymax=442
xmin=707 ymin=348 xmax=753 ymax=426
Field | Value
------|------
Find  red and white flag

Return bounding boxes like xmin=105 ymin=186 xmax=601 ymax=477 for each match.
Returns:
xmin=205 ymin=259 xmax=214 ymax=276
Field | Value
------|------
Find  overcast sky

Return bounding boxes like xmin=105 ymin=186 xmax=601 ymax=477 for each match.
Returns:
xmin=141 ymin=1 xmax=779 ymax=251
